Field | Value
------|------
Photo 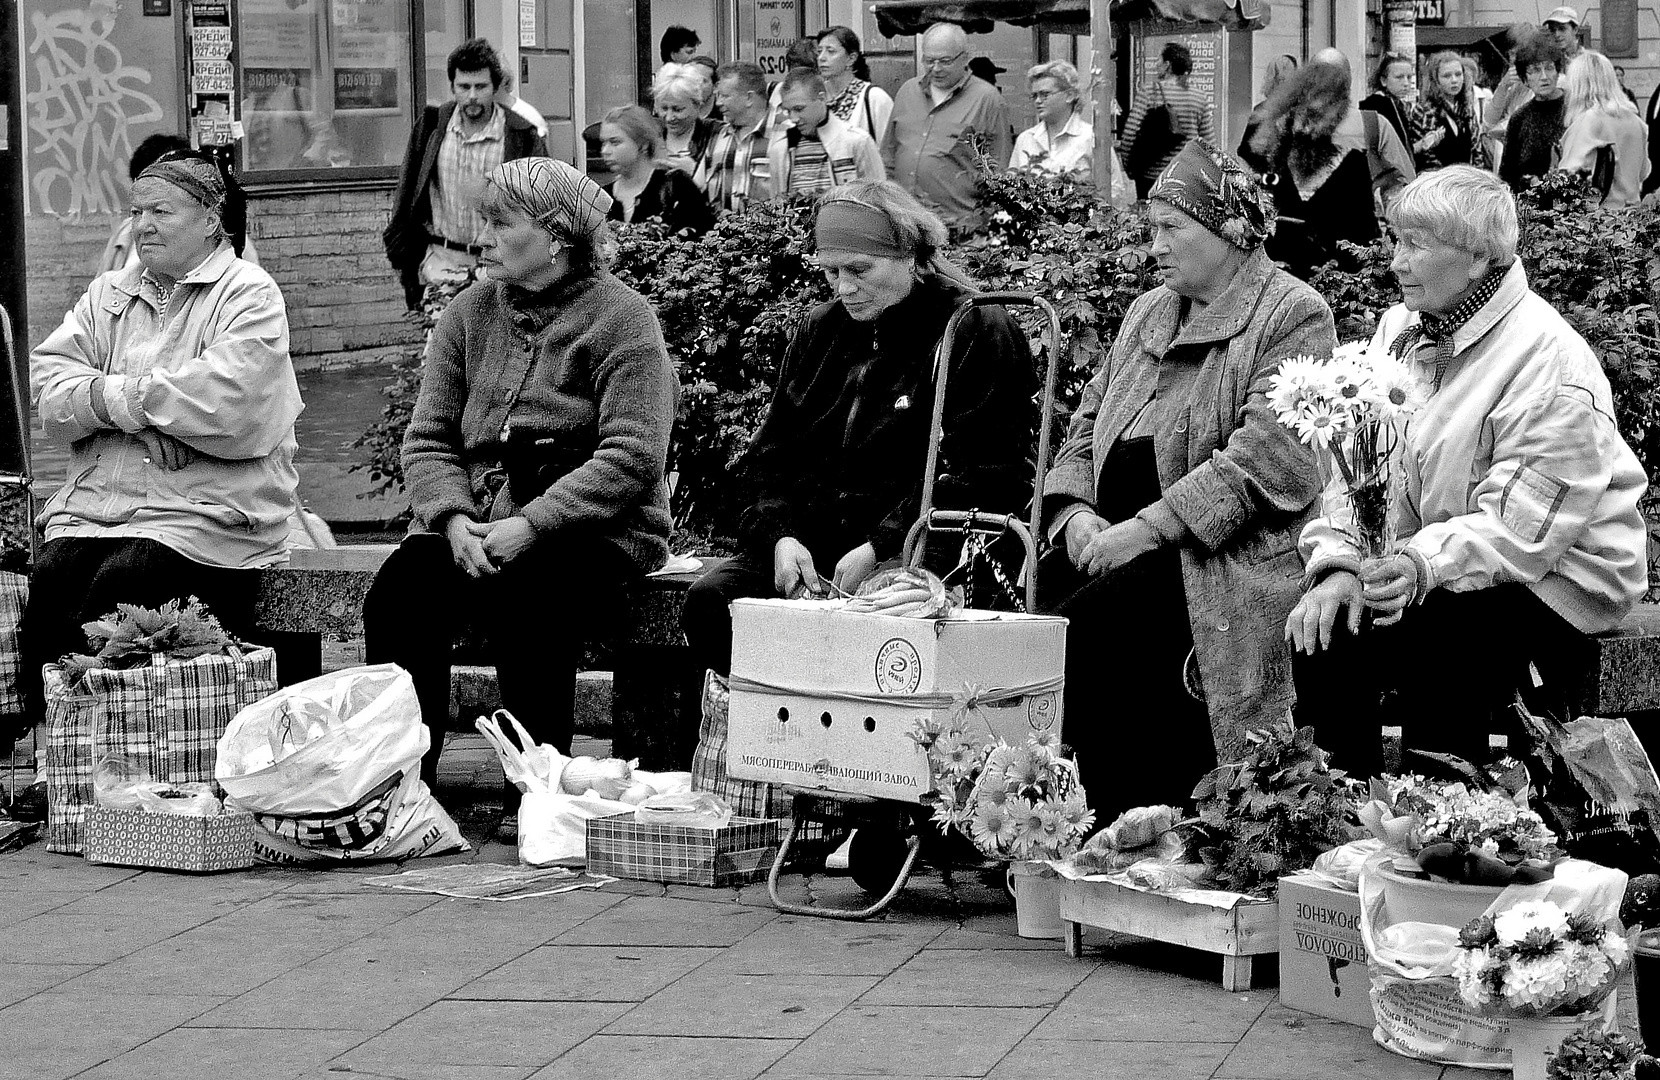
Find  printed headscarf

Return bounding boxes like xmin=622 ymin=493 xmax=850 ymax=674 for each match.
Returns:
xmin=486 ymin=157 xmax=614 ymax=242
xmin=1148 ymin=139 xmax=1276 ymax=251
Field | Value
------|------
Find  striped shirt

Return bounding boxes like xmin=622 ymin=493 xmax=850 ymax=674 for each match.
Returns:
xmin=697 ymin=117 xmax=772 ymax=212
xmin=431 ymin=105 xmax=507 ymax=248
xmin=1121 ymin=78 xmax=1214 ymax=180
xmin=785 ymin=135 xmax=834 ymax=194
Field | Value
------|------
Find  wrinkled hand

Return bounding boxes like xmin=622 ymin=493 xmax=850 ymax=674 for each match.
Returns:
xmin=1285 ymin=570 xmax=1364 ymax=654
xmin=1360 ymin=555 xmax=1418 ymax=627
xmin=479 ymin=516 xmax=539 ymax=568
xmin=832 ymin=542 xmax=879 ymax=595
xmin=773 ymin=537 xmax=824 ymax=598
xmin=1062 ymin=510 xmax=1109 ymax=570
xmin=444 ymin=515 xmax=497 ymax=578
xmin=1078 ymin=518 xmax=1158 ymax=577
xmin=136 ymin=429 xmax=198 ymax=471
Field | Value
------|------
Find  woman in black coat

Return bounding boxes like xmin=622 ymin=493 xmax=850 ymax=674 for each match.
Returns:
xmin=682 ymin=180 xmax=1037 ymax=678
xmin=599 ymin=105 xmax=713 ymax=236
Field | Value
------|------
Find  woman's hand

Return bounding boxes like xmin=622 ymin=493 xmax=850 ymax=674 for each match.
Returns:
xmin=479 ymin=516 xmax=539 ymax=568
xmin=1360 ymin=554 xmax=1419 ymax=627
xmin=136 ymin=429 xmax=198 ymax=471
xmin=1062 ymin=510 xmax=1109 ymax=569
xmin=832 ymin=543 xmax=879 ymax=595
xmin=444 ymin=515 xmax=498 ymax=579
xmin=1079 ymin=518 xmax=1158 ymax=577
xmin=773 ymin=537 xmax=824 ymax=598
xmin=1415 ymin=129 xmax=1445 ymax=152
xmin=1285 ymin=570 xmax=1364 ymax=654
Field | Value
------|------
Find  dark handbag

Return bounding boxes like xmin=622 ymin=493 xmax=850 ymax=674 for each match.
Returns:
xmin=1589 ymin=143 xmax=1617 ymax=201
xmin=1126 ymin=85 xmax=1185 ymax=178
xmin=502 ymin=429 xmax=589 ymax=507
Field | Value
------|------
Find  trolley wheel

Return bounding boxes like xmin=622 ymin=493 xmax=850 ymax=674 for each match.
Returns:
xmin=849 ymin=826 xmax=915 ymax=895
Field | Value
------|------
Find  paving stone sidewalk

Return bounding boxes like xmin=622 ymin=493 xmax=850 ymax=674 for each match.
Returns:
xmin=0 ymin=737 xmax=1617 ymax=1080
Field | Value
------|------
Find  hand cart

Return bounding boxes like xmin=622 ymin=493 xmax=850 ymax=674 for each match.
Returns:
xmin=740 ymin=291 xmax=1067 ymax=920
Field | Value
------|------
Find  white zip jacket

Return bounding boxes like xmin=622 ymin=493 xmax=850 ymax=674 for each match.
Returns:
xmin=768 ymin=113 xmax=885 ymax=193
xmin=1299 ymin=260 xmax=1648 ymax=633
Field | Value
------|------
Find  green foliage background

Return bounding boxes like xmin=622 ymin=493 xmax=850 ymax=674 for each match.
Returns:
xmin=357 ymin=169 xmax=1658 ymax=591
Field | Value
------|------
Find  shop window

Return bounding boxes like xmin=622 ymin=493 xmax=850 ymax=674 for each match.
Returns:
xmin=237 ymin=0 xmax=416 ymax=174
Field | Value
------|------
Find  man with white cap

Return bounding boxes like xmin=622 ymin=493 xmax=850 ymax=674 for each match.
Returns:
xmin=1543 ymin=7 xmax=1583 ymax=64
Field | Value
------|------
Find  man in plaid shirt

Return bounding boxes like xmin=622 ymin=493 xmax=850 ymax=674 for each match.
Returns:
xmin=383 ymin=38 xmax=547 ymax=317
xmin=696 ymin=62 xmax=773 ymax=213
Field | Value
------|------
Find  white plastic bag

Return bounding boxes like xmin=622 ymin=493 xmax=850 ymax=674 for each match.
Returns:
xmin=216 ymin=664 xmax=466 ymax=863
xmin=476 ymin=710 xmax=634 ymax=867
xmin=634 ymin=791 xmax=733 ymax=830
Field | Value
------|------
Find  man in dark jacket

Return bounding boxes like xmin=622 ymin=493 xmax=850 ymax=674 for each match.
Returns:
xmin=383 ymin=37 xmax=547 ymax=313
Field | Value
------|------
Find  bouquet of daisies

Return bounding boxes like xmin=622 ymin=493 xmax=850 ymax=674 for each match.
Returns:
xmin=910 ymin=712 xmax=1093 ymax=862
xmin=1268 ymin=342 xmax=1426 ymax=559
xmin=1453 ymin=900 xmax=1630 ymax=1017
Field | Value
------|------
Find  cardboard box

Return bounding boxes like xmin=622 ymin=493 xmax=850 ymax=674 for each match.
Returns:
xmin=725 ymin=599 xmax=1066 ymax=802
xmin=1279 ymin=873 xmax=1375 ymax=1027
xmin=83 ymin=805 xmax=255 ymax=872
xmin=585 ymin=812 xmax=780 ymax=887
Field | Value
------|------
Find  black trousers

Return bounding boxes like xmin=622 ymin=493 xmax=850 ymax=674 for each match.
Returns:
xmin=363 ymin=530 xmax=639 ymax=786
xmin=20 ymin=537 xmax=262 ymax=724
xmin=1291 ymin=583 xmax=1597 ymax=782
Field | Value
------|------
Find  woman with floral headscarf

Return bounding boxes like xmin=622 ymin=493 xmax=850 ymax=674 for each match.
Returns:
xmin=365 ymin=157 xmax=678 ymax=789
xmin=1036 ymin=140 xmax=1335 ymax=821
xmin=23 ymin=149 xmax=301 ymax=726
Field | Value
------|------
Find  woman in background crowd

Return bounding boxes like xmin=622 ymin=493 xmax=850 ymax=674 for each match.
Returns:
xmin=1360 ymin=53 xmax=1421 ymax=157
xmin=28 ymin=150 xmax=300 ymax=719
xmin=1010 ymin=60 xmax=1095 ymax=182
xmin=1038 ymin=141 xmax=1334 ymax=821
xmin=1498 ymin=38 xmax=1567 ymax=191
xmin=1411 ymin=51 xmax=1487 ymax=170
xmin=1558 ymin=50 xmax=1651 ymax=208
xmin=599 ymin=105 xmax=712 ymax=235
xmin=1289 ymin=167 xmax=1647 ymax=779
xmin=816 ymin=26 xmax=893 ymax=142
xmin=1237 ymin=53 xmax=1298 ymax=170
xmin=1121 ymin=42 xmax=1214 ymax=199
xmin=366 ymin=158 xmax=676 ymax=785
xmin=652 ymin=63 xmax=717 ymax=175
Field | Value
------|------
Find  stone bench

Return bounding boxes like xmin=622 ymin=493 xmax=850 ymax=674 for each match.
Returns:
xmin=252 ymin=545 xmax=710 ymax=769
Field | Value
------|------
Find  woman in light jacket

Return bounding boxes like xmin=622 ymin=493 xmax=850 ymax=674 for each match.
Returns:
xmin=1288 ymin=167 xmax=1648 ymax=779
xmin=1038 ymin=141 xmax=1334 ymax=820
xmin=26 ymin=150 xmax=302 ymax=715
xmin=1558 ymin=51 xmax=1651 ymax=208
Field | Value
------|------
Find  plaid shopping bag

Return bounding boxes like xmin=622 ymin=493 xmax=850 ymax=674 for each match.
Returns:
xmin=0 ymin=571 xmax=26 ymax=740
xmin=690 ymin=670 xmax=846 ymax=865
xmin=44 ymin=646 xmax=278 ymax=855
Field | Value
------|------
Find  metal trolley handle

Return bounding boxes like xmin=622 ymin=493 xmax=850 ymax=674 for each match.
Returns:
xmin=901 ymin=292 xmax=1064 ymax=613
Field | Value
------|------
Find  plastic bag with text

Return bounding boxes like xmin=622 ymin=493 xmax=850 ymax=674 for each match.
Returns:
xmin=215 ymin=664 xmax=467 ymax=863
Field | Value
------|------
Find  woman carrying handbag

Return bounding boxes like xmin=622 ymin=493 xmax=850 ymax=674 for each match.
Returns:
xmin=1121 ymin=42 xmax=1214 ymax=198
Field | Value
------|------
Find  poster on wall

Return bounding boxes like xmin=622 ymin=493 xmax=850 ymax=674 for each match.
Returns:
xmin=1135 ymin=27 xmax=1223 ymax=141
xmin=241 ymin=0 xmax=322 ymax=104
xmin=332 ymin=0 xmax=401 ymax=110
xmin=754 ymin=0 xmax=798 ymax=76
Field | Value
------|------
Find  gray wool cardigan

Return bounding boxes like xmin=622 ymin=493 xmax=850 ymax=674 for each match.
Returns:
xmin=401 ymin=270 xmax=679 ymax=573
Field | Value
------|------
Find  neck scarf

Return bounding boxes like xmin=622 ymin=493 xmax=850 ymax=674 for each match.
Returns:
xmin=1389 ymin=262 xmax=1509 ymax=391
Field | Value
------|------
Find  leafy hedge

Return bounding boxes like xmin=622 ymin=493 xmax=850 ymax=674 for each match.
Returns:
xmin=357 ymin=168 xmax=1658 ymax=591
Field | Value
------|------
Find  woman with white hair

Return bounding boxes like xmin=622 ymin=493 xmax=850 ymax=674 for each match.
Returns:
xmin=1009 ymin=60 xmax=1094 ymax=181
xmin=1559 ymin=50 xmax=1651 ymax=208
xmin=652 ymin=62 xmax=717 ymax=175
xmin=1288 ymin=166 xmax=1648 ymax=779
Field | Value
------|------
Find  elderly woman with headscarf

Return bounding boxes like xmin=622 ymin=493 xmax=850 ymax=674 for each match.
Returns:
xmin=364 ymin=158 xmax=677 ymax=786
xmin=681 ymin=180 xmax=1036 ymax=681
xmin=1288 ymin=167 xmax=1648 ymax=780
xmin=1037 ymin=141 xmax=1336 ymax=821
xmin=24 ymin=149 xmax=302 ymax=716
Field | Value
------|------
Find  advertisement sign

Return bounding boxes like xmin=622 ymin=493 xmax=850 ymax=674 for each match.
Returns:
xmin=754 ymin=0 xmax=797 ymax=77
xmin=192 ymin=58 xmax=234 ymax=94
xmin=331 ymin=0 xmax=399 ymax=110
xmin=1384 ymin=0 xmax=1416 ymax=59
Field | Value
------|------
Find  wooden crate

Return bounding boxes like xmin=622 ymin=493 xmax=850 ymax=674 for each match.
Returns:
xmin=1056 ymin=875 xmax=1279 ymax=991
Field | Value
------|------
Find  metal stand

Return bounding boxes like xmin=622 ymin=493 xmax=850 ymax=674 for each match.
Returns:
xmin=767 ymin=789 xmax=923 ymax=920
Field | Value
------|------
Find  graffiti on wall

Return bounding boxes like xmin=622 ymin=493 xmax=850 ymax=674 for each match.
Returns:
xmin=25 ymin=0 xmax=164 ymax=216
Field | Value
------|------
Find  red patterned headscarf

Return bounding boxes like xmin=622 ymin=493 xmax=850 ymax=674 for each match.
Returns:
xmin=1149 ymin=139 xmax=1276 ymax=251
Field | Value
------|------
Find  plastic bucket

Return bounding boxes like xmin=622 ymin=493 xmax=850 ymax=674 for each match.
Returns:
xmin=1636 ymin=934 xmax=1660 ymax=1049
xmin=1374 ymin=864 xmax=1504 ymax=929
xmin=1009 ymin=865 xmax=1064 ymax=940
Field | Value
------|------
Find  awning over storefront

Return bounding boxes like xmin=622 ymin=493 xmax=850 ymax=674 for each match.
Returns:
xmin=872 ymin=0 xmax=1270 ymax=37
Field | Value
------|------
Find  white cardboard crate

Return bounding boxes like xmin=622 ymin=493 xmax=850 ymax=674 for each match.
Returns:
xmin=1057 ymin=875 xmax=1279 ymax=991
xmin=726 ymin=599 xmax=1066 ymax=803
